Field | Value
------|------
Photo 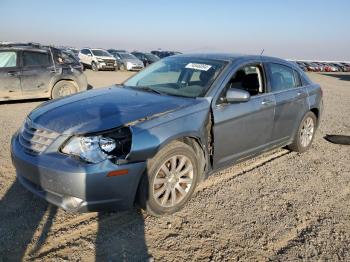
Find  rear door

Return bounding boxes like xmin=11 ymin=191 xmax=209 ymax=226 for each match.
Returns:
xmin=20 ymin=50 xmax=56 ymax=97
xmin=212 ymin=62 xmax=276 ymax=169
xmin=266 ymin=62 xmax=309 ymax=143
xmin=0 ymin=50 xmax=22 ymax=100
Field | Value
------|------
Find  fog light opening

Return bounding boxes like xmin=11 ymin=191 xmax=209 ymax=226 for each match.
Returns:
xmin=62 ymin=196 xmax=84 ymax=210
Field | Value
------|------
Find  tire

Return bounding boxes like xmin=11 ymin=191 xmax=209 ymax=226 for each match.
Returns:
xmin=119 ymin=63 xmax=126 ymax=71
xmin=51 ymin=81 xmax=78 ymax=99
xmin=137 ymin=141 xmax=199 ymax=216
xmin=288 ymin=111 xmax=317 ymax=153
xmin=91 ymin=62 xmax=98 ymax=71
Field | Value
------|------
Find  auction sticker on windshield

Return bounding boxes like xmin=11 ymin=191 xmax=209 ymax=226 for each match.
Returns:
xmin=185 ymin=63 xmax=212 ymax=71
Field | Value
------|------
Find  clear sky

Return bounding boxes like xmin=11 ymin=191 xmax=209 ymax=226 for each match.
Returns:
xmin=1 ymin=0 xmax=349 ymax=60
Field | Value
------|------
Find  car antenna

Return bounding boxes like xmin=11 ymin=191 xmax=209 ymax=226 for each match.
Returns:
xmin=260 ymin=48 xmax=265 ymax=56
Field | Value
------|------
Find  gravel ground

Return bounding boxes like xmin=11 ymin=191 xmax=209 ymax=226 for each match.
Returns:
xmin=0 ymin=71 xmax=349 ymax=261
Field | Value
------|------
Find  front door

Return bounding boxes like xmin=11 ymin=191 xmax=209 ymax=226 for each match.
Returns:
xmin=212 ymin=63 xmax=276 ymax=169
xmin=0 ymin=50 xmax=21 ymax=100
xmin=20 ymin=50 xmax=55 ymax=98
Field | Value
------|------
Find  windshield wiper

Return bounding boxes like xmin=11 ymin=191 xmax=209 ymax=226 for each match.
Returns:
xmin=130 ymin=86 xmax=164 ymax=95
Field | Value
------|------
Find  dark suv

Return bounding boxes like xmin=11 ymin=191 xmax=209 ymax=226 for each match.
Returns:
xmin=0 ymin=43 xmax=88 ymax=101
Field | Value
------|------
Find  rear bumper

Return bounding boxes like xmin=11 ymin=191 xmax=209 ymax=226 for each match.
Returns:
xmin=11 ymin=133 xmax=146 ymax=212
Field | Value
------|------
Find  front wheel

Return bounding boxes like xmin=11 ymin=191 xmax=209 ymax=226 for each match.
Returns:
xmin=288 ymin=111 xmax=317 ymax=152
xmin=91 ymin=62 xmax=99 ymax=71
xmin=119 ymin=63 xmax=126 ymax=71
xmin=137 ymin=141 xmax=199 ymax=216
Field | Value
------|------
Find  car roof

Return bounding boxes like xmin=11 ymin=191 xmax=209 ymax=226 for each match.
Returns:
xmin=0 ymin=45 xmax=49 ymax=52
xmin=172 ymin=52 xmax=288 ymax=63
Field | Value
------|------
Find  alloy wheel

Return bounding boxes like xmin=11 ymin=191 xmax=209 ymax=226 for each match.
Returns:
xmin=300 ymin=116 xmax=314 ymax=147
xmin=152 ymin=155 xmax=194 ymax=208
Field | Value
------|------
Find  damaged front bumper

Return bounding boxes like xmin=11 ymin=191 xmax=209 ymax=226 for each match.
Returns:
xmin=11 ymin=133 xmax=146 ymax=212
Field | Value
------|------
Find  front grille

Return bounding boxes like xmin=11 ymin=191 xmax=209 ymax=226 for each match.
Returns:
xmin=104 ymin=59 xmax=115 ymax=66
xmin=19 ymin=120 xmax=59 ymax=154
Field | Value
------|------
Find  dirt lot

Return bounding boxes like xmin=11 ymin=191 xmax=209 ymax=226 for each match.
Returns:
xmin=0 ymin=71 xmax=349 ymax=261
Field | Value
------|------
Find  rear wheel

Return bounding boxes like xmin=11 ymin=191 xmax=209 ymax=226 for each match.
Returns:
xmin=137 ymin=141 xmax=199 ymax=216
xmin=288 ymin=111 xmax=317 ymax=152
xmin=51 ymin=81 xmax=77 ymax=99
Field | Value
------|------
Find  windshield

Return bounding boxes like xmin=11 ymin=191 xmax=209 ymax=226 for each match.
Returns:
xmin=124 ymin=56 xmax=227 ymax=98
xmin=92 ymin=49 xmax=112 ymax=57
xmin=145 ymin=53 xmax=159 ymax=61
xmin=119 ymin=53 xmax=137 ymax=60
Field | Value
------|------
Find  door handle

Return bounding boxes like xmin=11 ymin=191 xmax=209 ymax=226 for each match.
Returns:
xmin=261 ymin=99 xmax=274 ymax=105
xmin=7 ymin=71 xmax=19 ymax=76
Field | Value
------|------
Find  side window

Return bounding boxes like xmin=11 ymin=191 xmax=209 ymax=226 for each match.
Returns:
xmin=293 ymin=70 xmax=302 ymax=87
xmin=23 ymin=51 xmax=51 ymax=67
xmin=269 ymin=63 xmax=297 ymax=92
xmin=81 ymin=49 xmax=90 ymax=55
xmin=0 ymin=51 xmax=17 ymax=68
xmin=226 ymin=64 xmax=265 ymax=96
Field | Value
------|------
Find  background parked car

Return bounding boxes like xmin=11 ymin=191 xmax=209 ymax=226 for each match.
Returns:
xmin=150 ymin=50 xmax=182 ymax=58
xmin=323 ymin=63 xmax=338 ymax=72
xmin=314 ymin=62 xmax=325 ymax=72
xmin=109 ymin=51 xmax=144 ymax=71
xmin=0 ymin=43 xmax=87 ymax=101
xmin=340 ymin=63 xmax=350 ymax=72
xmin=303 ymin=62 xmax=319 ymax=72
xmin=333 ymin=63 xmax=350 ymax=72
xmin=78 ymin=48 xmax=117 ymax=71
xmin=131 ymin=51 xmax=160 ymax=66
xmin=63 ymin=48 xmax=80 ymax=60
xmin=295 ymin=61 xmax=307 ymax=71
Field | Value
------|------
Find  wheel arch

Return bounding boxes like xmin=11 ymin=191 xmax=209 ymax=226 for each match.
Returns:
xmin=310 ymin=107 xmax=319 ymax=126
xmin=174 ymin=136 xmax=207 ymax=182
xmin=133 ymin=135 xmax=207 ymax=209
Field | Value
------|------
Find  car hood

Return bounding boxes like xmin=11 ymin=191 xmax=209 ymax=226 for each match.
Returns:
xmin=28 ymin=86 xmax=200 ymax=135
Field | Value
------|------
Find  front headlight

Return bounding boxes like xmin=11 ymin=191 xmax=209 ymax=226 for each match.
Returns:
xmin=61 ymin=127 xmax=132 ymax=164
xmin=61 ymin=136 xmax=117 ymax=164
xmin=97 ymin=59 xmax=104 ymax=62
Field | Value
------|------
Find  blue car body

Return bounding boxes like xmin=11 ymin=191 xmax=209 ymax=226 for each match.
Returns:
xmin=11 ymin=53 xmax=323 ymax=212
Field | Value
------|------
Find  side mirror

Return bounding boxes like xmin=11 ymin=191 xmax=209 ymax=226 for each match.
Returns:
xmin=225 ymin=88 xmax=250 ymax=103
xmin=87 ymin=53 xmax=92 ymax=56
